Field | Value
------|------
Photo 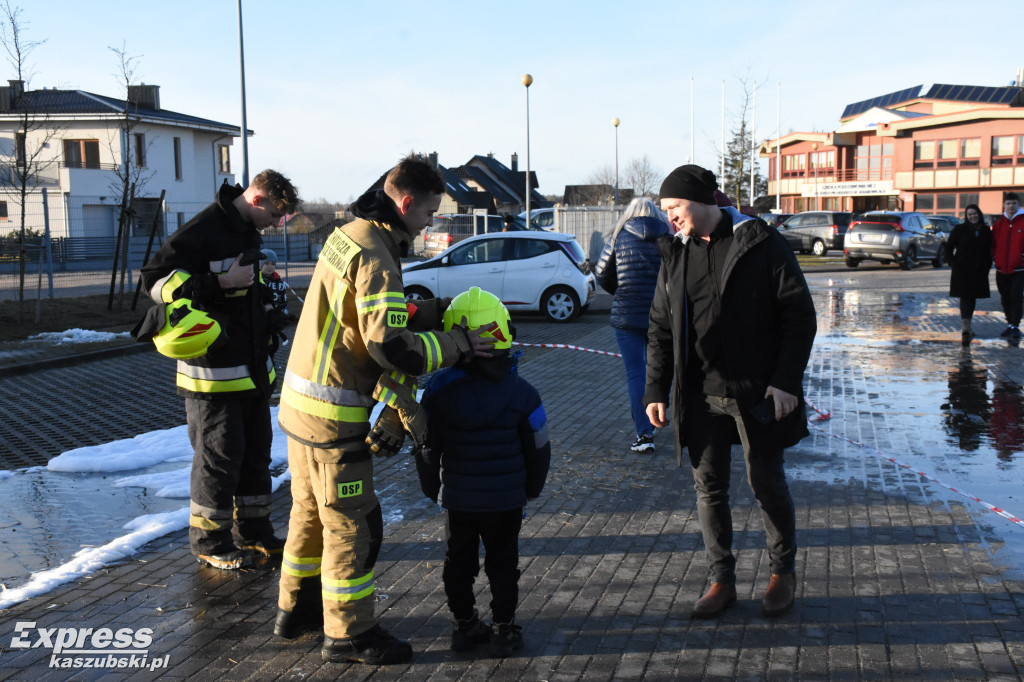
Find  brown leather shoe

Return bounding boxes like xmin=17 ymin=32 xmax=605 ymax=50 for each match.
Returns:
xmin=691 ymin=582 xmax=737 ymax=619
xmin=760 ymin=573 xmax=796 ymax=617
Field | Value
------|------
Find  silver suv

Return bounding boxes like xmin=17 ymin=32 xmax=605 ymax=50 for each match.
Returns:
xmin=844 ymin=211 xmax=945 ymax=270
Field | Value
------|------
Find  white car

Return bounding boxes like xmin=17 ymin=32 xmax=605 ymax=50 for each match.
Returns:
xmin=517 ymin=208 xmax=556 ymax=231
xmin=402 ymin=231 xmax=596 ymax=322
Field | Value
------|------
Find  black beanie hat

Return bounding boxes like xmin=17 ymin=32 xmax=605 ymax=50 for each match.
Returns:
xmin=659 ymin=165 xmax=718 ymax=205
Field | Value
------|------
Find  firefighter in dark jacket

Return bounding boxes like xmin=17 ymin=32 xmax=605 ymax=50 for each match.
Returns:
xmin=644 ymin=165 xmax=816 ymax=620
xmin=140 ymin=170 xmax=299 ymax=570
xmin=416 ymin=287 xmax=551 ymax=657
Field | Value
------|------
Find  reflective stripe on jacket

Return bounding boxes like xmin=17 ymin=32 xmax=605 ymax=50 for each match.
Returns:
xmin=278 ymin=217 xmax=471 ymax=447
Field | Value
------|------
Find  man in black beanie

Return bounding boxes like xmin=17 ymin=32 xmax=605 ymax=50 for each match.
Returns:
xmin=643 ymin=164 xmax=817 ymax=619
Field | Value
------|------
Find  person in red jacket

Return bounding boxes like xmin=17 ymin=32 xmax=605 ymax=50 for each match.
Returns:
xmin=991 ymin=192 xmax=1024 ymax=341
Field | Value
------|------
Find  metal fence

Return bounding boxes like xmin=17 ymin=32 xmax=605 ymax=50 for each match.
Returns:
xmin=0 ymin=195 xmax=630 ymax=303
xmin=0 ymin=194 xmax=341 ymax=302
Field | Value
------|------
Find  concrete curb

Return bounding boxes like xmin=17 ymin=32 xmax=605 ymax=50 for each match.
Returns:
xmin=0 ymin=341 xmax=154 ymax=379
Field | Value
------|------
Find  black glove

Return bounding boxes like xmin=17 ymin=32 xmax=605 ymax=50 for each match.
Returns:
xmin=366 ymin=406 xmax=405 ymax=457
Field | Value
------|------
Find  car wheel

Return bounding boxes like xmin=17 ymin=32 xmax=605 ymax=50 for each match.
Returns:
xmin=811 ymin=239 xmax=827 ymax=257
xmin=404 ymin=285 xmax=432 ymax=302
xmin=899 ymin=246 xmax=917 ymax=271
xmin=541 ymin=286 xmax=580 ymax=323
xmin=932 ymin=246 xmax=944 ymax=268
xmin=844 ymin=257 xmax=860 ymax=268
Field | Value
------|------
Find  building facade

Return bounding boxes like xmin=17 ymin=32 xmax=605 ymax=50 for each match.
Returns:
xmin=0 ymin=81 xmax=240 ymax=239
xmin=761 ymin=84 xmax=1024 ymax=217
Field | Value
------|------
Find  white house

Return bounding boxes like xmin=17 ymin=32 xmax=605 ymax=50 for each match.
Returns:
xmin=0 ymin=80 xmax=241 ymax=240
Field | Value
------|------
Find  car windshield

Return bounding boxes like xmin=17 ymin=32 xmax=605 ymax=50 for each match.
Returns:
xmin=858 ymin=215 xmax=902 ymax=225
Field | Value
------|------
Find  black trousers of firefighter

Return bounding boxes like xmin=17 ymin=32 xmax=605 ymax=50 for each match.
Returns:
xmin=185 ymin=395 xmax=275 ymax=555
xmin=278 ymin=434 xmax=384 ymax=639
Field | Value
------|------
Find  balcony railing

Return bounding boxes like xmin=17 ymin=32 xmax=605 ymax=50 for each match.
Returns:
xmin=59 ymin=161 xmax=121 ymax=172
xmin=777 ymin=168 xmax=894 ymax=183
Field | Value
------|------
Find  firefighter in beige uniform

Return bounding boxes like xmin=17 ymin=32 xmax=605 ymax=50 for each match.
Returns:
xmin=275 ymin=157 xmax=495 ymax=666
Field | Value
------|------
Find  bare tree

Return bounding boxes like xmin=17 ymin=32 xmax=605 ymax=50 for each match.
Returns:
xmin=624 ymin=155 xmax=661 ymax=198
xmin=0 ymin=0 xmax=66 ymax=319
xmin=107 ymin=43 xmax=155 ymax=309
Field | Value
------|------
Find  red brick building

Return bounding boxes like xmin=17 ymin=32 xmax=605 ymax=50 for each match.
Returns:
xmin=760 ymin=84 xmax=1024 ymax=217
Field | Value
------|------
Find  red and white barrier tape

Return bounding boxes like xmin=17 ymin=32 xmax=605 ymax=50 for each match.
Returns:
xmin=512 ymin=341 xmax=622 ymax=358
xmin=809 ymin=423 xmax=1024 ymax=528
xmin=514 ymin=339 xmax=1023 ymax=528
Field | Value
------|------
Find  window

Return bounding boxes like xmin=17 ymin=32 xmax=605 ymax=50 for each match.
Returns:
xmin=15 ymin=133 xmax=25 ymax=167
xmin=937 ymin=140 xmax=958 ymax=168
xmin=218 ymin=145 xmax=230 ymax=174
xmin=63 ymin=139 xmax=100 ymax=169
xmin=960 ymin=138 xmax=980 ymax=166
xmin=916 ymin=138 xmax=982 ymax=168
xmin=134 ymin=133 xmax=146 ymax=167
xmin=960 ymin=193 xmax=979 ymax=208
xmin=512 ymin=239 xmax=552 ymax=260
xmin=450 ymin=239 xmax=505 ymax=265
xmin=936 ymin=194 xmax=957 ymax=211
xmin=916 ymin=195 xmax=935 ymax=211
xmin=855 ymin=138 xmax=892 ymax=180
xmin=173 ymin=137 xmax=182 ymax=180
xmin=810 ymin=151 xmax=834 ymax=169
xmin=992 ymin=136 xmax=1016 ymax=165
xmin=0 ymin=200 xmax=7 ymax=220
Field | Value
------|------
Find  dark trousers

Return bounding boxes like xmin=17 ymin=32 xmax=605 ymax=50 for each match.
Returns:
xmin=684 ymin=395 xmax=796 ymax=583
xmin=995 ymin=271 xmax=1024 ymax=327
xmin=959 ymin=296 xmax=977 ymax=321
xmin=186 ymin=395 xmax=274 ymax=555
xmin=443 ymin=508 xmax=522 ymax=623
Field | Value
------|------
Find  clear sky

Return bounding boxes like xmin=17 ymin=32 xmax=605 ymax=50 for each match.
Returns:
xmin=11 ymin=0 xmax=1020 ymax=204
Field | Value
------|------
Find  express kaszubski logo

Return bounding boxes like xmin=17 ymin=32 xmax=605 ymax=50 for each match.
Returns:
xmin=9 ymin=622 xmax=170 ymax=671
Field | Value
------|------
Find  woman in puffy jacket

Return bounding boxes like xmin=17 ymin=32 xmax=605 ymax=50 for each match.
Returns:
xmin=594 ymin=198 xmax=671 ymax=453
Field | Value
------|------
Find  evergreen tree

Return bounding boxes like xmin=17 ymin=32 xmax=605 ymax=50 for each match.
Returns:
xmin=718 ymin=79 xmax=767 ymax=209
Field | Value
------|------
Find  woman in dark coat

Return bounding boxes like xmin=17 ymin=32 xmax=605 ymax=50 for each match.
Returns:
xmin=594 ymin=198 xmax=670 ymax=453
xmin=946 ymin=204 xmax=992 ymax=346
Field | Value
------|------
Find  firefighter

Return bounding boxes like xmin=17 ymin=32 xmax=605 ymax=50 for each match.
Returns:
xmin=274 ymin=155 xmax=496 ymax=666
xmin=139 ymin=169 xmax=299 ymax=570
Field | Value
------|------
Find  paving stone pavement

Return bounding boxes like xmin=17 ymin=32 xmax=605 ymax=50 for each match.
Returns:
xmin=1 ymin=278 xmax=1024 ymax=680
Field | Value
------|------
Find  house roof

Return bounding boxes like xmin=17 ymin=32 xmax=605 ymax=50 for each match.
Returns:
xmin=1 ymin=89 xmax=241 ymax=134
xmin=366 ymin=162 xmax=496 ymax=211
xmin=467 ymin=154 xmax=547 ymax=205
xmin=456 ymin=166 xmax=519 ymax=206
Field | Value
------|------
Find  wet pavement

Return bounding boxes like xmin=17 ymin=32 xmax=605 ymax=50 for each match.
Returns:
xmin=1 ymin=266 xmax=1024 ymax=679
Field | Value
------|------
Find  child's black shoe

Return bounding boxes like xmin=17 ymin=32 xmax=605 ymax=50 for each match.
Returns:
xmin=488 ymin=621 xmax=523 ymax=657
xmin=451 ymin=612 xmax=490 ymax=651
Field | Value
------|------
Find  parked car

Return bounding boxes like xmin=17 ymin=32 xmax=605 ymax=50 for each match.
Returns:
xmin=844 ymin=211 xmax=946 ymax=270
xmin=517 ymin=208 xmax=556 ymax=231
xmin=403 ymin=231 xmax=596 ymax=322
xmin=777 ymin=211 xmax=853 ymax=256
xmin=421 ymin=214 xmax=507 ymax=257
xmin=760 ymin=213 xmax=793 ymax=228
xmin=923 ymin=214 xmax=956 ymax=255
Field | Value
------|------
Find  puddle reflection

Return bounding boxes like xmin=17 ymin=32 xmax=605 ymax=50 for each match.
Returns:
xmin=942 ymin=355 xmax=1024 ymax=461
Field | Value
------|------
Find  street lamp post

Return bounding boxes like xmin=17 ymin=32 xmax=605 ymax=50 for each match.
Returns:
xmin=523 ymin=74 xmax=533 ymax=222
xmin=812 ymin=142 xmax=819 ymax=211
xmin=613 ymin=117 xmax=620 ymax=205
